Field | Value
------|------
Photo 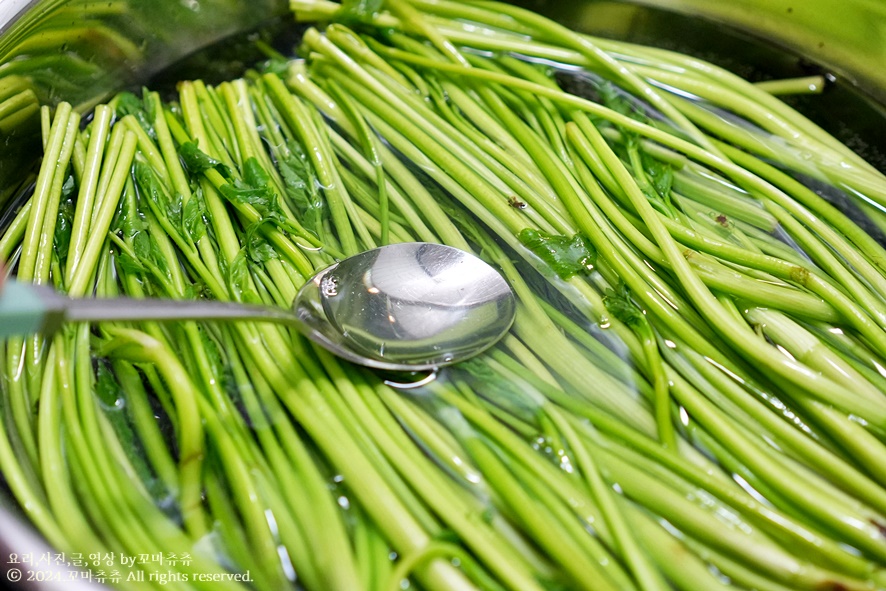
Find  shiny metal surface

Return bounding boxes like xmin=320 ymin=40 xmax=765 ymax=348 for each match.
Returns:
xmin=513 ymin=0 xmax=886 ymax=104
xmin=0 ymin=506 xmax=108 ymax=590
xmin=18 ymin=243 xmax=517 ymax=372
xmin=303 ymin=243 xmax=516 ymax=369
xmin=0 ymin=0 xmax=288 ymax=207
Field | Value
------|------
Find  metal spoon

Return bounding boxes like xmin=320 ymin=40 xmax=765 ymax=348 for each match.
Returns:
xmin=0 ymin=243 xmax=516 ymax=371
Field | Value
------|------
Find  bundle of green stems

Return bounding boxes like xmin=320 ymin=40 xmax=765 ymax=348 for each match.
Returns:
xmin=2 ymin=0 xmax=886 ymax=589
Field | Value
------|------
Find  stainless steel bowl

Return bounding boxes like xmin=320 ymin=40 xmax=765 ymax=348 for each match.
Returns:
xmin=1 ymin=0 xmax=885 ymax=588
xmin=3 ymin=0 xmax=886 ymax=211
xmin=0 ymin=0 xmax=289 ymax=212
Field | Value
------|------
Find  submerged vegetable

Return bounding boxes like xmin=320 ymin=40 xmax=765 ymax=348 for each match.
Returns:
xmin=2 ymin=1 xmax=886 ymax=590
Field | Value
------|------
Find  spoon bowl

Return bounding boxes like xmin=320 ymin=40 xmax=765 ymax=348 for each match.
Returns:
xmin=0 ymin=243 xmax=517 ymax=371
xmin=295 ymin=243 xmax=517 ymax=370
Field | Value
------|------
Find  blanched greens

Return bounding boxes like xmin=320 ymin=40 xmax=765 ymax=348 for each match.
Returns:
xmin=2 ymin=1 xmax=886 ymax=590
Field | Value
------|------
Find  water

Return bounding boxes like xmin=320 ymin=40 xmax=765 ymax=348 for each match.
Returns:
xmin=4 ymin=3 xmax=886 ymax=591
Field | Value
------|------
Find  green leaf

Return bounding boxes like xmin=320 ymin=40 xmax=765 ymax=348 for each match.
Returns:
xmin=132 ymin=231 xmax=151 ymax=261
xmin=95 ymin=359 xmax=122 ymax=407
xmin=245 ymin=221 xmax=278 ymax=264
xmin=114 ymin=92 xmax=141 ymax=117
xmin=278 ymin=140 xmax=326 ymax=235
xmin=243 ymin=157 xmax=271 ymax=188
xmin=178 ymin=142 xmax=231 ymax=178
xmin=118 ymin=166 xmax=155 ymax=238
xmin=258 ymin=56 xmax=291 ymax=77
xmin=599 ymin=82 xmax=645 ymax=123
xmin=137 ymin=157 xmax=206 ymax=246
xmin=142 ymin=87 xmax=157 ymax=125
xmin=602 ymin=282 xmax=647 ymax=330
xmin=337 ymin=0 xmax=385 ymax=24
xmin=219 ymin=157 xmax=285 ymax=223
xmin=53 ymin=194 xmax=75 ymax=265
xmin=227 ymin=250 xmax=261 ymax=304
xmin=117 ymin=251 xmax=146 ymax=275
xmin=115 ymin=90 xmax=156 ymax=139
xmin=165 ymin=197 xmax=182 ymax=230
xmin=181 ymin=191 xmax=207 ymax=243
xmin=133 ymin=160 xmax=171 ymax=224
xmin=517 ymin=229 xmax=596 ymax=280
xmin=598 ymin=81 xmax=647 ymax=148
xmin=60 ymin=173 xmax=77 ymax=201
xmin=148 ymin=233 xmax=170 ymax=276
xmin=183 ymin=281 xmax=207 ymax=301
xmin=641 ymin=151 xmax=674 ymax=200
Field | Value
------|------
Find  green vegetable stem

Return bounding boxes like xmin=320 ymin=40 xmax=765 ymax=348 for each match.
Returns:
xmin=2 ymin=1 xmax=886 ymax=590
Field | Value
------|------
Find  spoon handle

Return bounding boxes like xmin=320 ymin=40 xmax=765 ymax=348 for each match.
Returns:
xmin=0 ymin=279 xmax=297 ymax=338
xmin=0 ymin=280 xmax=48 ymax=338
